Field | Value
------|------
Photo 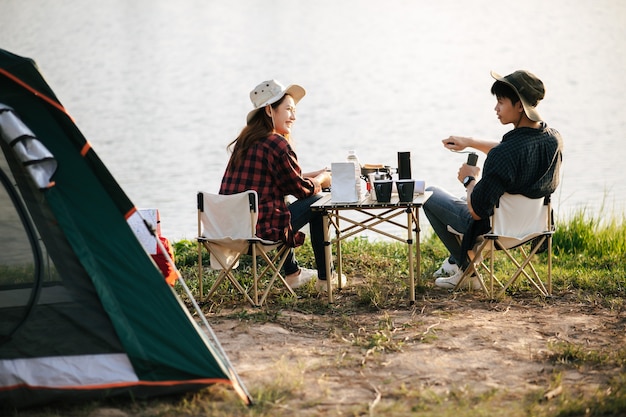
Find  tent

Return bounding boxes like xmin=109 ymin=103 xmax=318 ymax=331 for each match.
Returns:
xmin=0 ymin=49 xmax=251 ymax=409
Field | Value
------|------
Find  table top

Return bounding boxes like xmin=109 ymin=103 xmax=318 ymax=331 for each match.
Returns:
xmin=311 ymin=191 xmax=431 ymax=210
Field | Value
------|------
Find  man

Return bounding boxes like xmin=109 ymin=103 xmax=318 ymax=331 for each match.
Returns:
xmin=424 ymin=70 xmax=563 ymax=289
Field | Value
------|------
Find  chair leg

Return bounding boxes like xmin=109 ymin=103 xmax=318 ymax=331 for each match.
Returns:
xmin=203 ymin=242 xmax=258 ymax=307
xmin=201 ymin=242 xmax=298 ymax=307
xmin=251 ymin=244 xmax=258 ymax=306
xmin=454 ymin=238 xmax=507 ymax=298
xmin=455 ymin=239 xmax=490 ymax=294
xmin=197 ymin=240 xmax=204 ymax=301
xmin=206 ymin=268 xmax=229 ymax=297
xmin=257 ymin=245 xmax=294 ymax=306
xmin=547 ymin=235 xmax=553 ymax=295
xmin=489 ymin=239 xmax=495 ymax=297
xmin=483 ymin=240 xmax=506 ymax=298
xmin=210 ymin=266 xmax=257 ymax=307
xmin=474 ymin=243 xmax=504 ymax=298
xmin=496 ymin=236 xmax=550 ymax=297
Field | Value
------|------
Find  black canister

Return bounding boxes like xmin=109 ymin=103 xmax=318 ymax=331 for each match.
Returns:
xmin=397 ymin=151 xmax=412 ymax=180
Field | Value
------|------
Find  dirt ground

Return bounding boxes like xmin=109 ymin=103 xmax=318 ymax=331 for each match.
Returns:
xmin=208 ymin=288 xmax=626 ymax=415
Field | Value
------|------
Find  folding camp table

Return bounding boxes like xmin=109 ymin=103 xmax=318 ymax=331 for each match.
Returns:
xmin=311 ymin=191 xmax=431 ymax=304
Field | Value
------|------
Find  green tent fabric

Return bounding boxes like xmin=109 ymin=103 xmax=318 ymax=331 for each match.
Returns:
xmin=0 ymin=49 xmax=250 ymax=409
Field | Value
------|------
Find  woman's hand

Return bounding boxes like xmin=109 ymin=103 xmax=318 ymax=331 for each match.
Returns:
xmin=303 ymin=167 xmax=328 ymax=178
xmin=304 ymin=167 xmax=331 ymax=189
xmin=315 ymin=171 xmax=332 ymax=189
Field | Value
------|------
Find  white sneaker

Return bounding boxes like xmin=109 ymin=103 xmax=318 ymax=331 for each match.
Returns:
xmin=433 ymin=258 xmax=460 ymax=278
xmin=286 ymin=268 xmax=317 ymax=289
xmin=434 ymin=269 xmax=481 ymax=290
xmin=315 ymin=271 xmax=347 ymax=291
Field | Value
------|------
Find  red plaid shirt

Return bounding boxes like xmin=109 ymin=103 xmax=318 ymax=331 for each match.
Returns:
xmin=219 ymin=133 xmax=320 ymax=247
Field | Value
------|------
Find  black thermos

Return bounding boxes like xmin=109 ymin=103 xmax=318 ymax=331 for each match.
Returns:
xmin=398 ymin=151 xmax=412 ymax=179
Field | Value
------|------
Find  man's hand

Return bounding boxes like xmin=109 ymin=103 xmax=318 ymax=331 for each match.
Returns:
xmin=442 ymin=136 xmax=472 ymax=151
xmin=443 ymin=136 xmax=500 ymax=155
xmin=457 ymin=163 xmax=480 ymax=183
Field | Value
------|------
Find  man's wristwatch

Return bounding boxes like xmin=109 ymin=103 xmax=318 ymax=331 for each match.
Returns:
xmin=462 ymin=176 xmax=475 ymax=188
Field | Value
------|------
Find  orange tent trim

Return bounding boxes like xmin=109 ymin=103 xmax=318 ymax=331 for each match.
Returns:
xmin=0 ymin=68 xmax=74 ymax=121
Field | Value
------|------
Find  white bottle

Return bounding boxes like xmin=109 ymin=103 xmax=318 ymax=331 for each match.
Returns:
xmin=346 ymin=150 xmax=363 ymax=199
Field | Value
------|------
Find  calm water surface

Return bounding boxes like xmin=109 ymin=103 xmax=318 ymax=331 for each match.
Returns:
xmin=1 ymin=0 xmax=625 ymax=240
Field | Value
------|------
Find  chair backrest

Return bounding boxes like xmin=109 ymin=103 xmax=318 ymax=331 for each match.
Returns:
xmin=198 ymin=190 xmax=259 ymax=240
xmin=491 ymin=193 xmax=550 ymax=245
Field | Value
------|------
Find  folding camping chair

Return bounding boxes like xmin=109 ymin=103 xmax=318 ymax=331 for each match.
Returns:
xmin=451 ymin=193 xmax=554 ymax=298
xmin=196 ymin=190 xmax=294 ymax=306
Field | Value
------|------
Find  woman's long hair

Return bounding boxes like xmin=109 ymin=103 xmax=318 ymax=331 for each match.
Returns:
xmin=227 ymin=94 xmax=290 ymax=169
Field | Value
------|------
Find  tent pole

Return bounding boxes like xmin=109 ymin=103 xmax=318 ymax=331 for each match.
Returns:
xmin=147 ymin=216 xmax=253 ymax=405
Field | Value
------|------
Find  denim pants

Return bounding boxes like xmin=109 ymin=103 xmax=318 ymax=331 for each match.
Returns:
xmin=283 ymin=194 xmax=328 ymax=278
xmin=422 ymin=185 xmax=474 ymax=265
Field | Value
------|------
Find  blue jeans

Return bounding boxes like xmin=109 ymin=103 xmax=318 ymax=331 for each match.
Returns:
xmin=283 ymin=194 xmax=329 ymax=279
xmin=422 ymin=185 xmax=473 ymax=265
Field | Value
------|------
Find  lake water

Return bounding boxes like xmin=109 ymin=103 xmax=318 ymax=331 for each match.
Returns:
xmin=1 ymin=0 xmax=625 ymax=241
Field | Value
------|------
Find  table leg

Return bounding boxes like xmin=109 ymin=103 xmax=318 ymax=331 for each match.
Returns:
xmin=406 ymin=208 xmax=415 ymax=305
xmin=335 ymin=209 xmax=343 ymax=290
xmin=322 ymin=210 xmax=333 ymax=303
xmin=415 ymin=207 xmax=421 ymax=295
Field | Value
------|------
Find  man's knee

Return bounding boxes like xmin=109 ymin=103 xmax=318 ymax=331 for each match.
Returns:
xmin=423 ymin=185 xmax=452 ymax=212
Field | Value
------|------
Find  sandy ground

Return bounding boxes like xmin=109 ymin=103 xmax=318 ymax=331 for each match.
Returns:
xmin=208 ymin=290 xmax=626 ymax=415
xmin=19 ymin=289 xmax=625 ymax=417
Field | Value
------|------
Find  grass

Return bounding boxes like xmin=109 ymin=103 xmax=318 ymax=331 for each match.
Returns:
xmin=9 ymin=209 xmax=626 ymax=417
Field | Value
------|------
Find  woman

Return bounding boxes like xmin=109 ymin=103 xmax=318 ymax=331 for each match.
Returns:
xmin=220 ymin=80 xmax=342 ymax=289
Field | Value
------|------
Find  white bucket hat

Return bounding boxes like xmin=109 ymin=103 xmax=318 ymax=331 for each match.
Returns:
xmin=246 ymin=80 xmax=305 ymax=123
